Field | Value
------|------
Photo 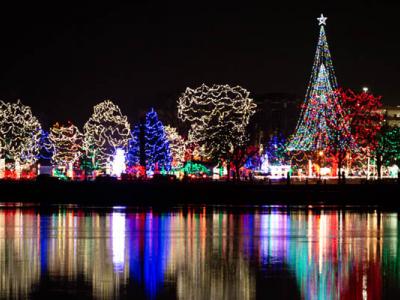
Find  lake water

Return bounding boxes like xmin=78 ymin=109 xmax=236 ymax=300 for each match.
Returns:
xmin=0 ymin=204 xmax=399 ymax=299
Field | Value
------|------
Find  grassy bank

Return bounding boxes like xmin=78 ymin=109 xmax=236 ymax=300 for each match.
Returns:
xmin=0 ymin=180 xmax=399 ymax=207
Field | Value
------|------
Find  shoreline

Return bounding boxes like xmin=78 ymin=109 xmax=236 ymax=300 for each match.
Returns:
xmin=0 ymin=180 xmax=399 ymax=207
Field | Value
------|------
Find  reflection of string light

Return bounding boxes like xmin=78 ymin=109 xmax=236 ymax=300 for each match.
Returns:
xmin=112 ymin=211 xmax=126 ymax=272
xmin=0 ymin=207 xmax=397 ymax=299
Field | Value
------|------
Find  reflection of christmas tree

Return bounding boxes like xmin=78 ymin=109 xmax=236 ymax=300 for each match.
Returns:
xmin=287 ymin=14 xmax=351 ymax=152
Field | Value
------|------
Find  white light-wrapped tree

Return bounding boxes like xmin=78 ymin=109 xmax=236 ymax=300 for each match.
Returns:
xmin=164 ymin=125 xmax=185 ymax=169
xmin=178 ymin=84 xmax=256 ymax=177
xmin=49 ymin=122 xmax=83 ymax=168
xmin=83 ymin=100 xmax=131 ymax=170
xmin=0 ymin=100 xmax=42 ymax=170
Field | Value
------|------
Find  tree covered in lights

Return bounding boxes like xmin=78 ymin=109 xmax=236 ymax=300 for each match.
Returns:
xmin=37 ymin=130 xmax=54 ymax=163
xmin=231 ymin=145 xmax=259 ymax=180
xmin=181 ymin=161 xmax=211 ymax=176
xmin=127 ymin=124 xmax=142 ymax=169
xmin=375 ymin=125 xmax=400 ymax=178
xmin=0 ymin=100 xmax=42 ymax=168
xmin=79 ymin=151 xmax=99 ymax=178
xmin=164 ymin=125 xmax=185 ymax=169
xmin=265 ymin=133 xmax=287 ymax=166
xmin=49 ymin=122 xmax=83 ymax=167
xmin=178 ymin=84 xmax=256 ymax=178
xmin=83 ymin=100 xmax=131 ymax=169
xmin=128 ymin=109 xmax=172 ymax=175
xmin=144 ymin=109 xmax=171 ymax=174
xmin=287 ymin=15 xmax=352 ymax=157
xmin=340 ymin=89 xmax=383 ymax=157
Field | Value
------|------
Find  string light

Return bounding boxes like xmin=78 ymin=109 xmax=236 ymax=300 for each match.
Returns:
xmin=0 ymin=100 xmax=42 ymax=168
xmin=180 ymin=161 xmax=210 ymax=175
xmin=376 ymin=126 xmax=400 ymax=166
xmin=287 ymin=16 xmax=352 ymax=153
xmin=127 ymin=108 xmax=172 ymax=176
xmin=83 ymin=100 xmax=131 ymax=169
xmin=111 ymin=148 xmax=126 ymax=177
xmin=37 ymin=130 xmax=55 ymax=161
xmin=144 ymin=108 xmax=172 ymax=175
xmin=164 ymin=125 xmax=185 ymax=169
xmin=177 ymin=84 xmax=256 ymax=160
xmin=49 ymin=122 xmax=83 ymax=167
xmin=265 ymin=134 xmax=288 ymax=166
xmin=126 ymin=124 xmax=141 ymax=169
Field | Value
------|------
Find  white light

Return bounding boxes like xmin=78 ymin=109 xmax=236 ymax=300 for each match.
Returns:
xmin=317 ymin=13 xmax=327 ymax=26
xmin=112 ymin=211 xmax=126 ymax=272
xmin=260 ymin=153 xmax=269 ymax=173
xmin=363 ymin=87 xmax=369 ymax=93
xmin=111 ymin=148 xmax=126 ymax=177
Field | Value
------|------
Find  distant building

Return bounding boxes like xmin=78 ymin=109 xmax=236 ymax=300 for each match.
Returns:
xmin=250 ymin=93 xmax=302 ymax=144
xmin=382 ymin=105 xmax=400 ymax=127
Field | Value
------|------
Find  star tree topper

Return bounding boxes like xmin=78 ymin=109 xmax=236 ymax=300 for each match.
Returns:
xmin=317 ymin=13 xmax=327 ymax=26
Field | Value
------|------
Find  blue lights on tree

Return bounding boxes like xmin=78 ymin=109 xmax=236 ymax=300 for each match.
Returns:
xmin=127 ymin=108 xmax=172 ymax=175
xmin=37 ymin=130 xmax=54 ymax=163
xmin=127 ymin=124 xmax=141 ymax=168
xmin=265 ymin=133 xmax=287 ymax=166
xmin=144 ymin=109 xmax=172 ymax=174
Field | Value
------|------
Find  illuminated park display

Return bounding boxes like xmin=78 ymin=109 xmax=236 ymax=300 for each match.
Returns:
xmin=0 ymin=15 xmax=399 ymax=181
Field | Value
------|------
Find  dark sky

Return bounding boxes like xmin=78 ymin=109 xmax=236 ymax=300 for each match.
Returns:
xmin=0 ymin=1 xmax=398 ymax=127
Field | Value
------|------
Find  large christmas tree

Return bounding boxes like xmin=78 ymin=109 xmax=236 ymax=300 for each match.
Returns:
xmin=287 ymin=14 xmax=351 ymax=152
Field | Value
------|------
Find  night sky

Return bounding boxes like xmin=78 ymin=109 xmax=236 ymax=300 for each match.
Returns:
xmin=0 ymin=1 xmax=398 ymax=127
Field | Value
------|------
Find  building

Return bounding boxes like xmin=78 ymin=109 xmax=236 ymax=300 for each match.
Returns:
xmin=382 ymin=105 xmax=400 ymax=127
xmin=250 ymin=93 xmax=301 ymax=144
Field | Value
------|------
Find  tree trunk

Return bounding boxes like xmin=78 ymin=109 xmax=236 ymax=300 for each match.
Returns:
xmin=235 ymin=163 xmax=241 ymax=181
xmin=376 ymin=154 xmax=382 ymax=180
xmin=338 ymin=153 xmax=343 ymax=180
xmin=226 ymin=160 xmax=231 ymax=181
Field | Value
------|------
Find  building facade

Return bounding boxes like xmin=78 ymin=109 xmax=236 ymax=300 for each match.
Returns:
xmin=250 ymin=93 xmax=301 ymax=144
xmin=382 ymin=105 xmax=400 ymax=127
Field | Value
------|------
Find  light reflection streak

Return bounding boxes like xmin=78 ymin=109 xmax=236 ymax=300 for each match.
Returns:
xmin=112 ymin=211 xmax=126 ymax=272
xmin=0 ymin=207 xmax=397 ymax=299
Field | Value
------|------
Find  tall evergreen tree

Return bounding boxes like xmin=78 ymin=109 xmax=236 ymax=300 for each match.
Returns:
xmin=37 ymin=130 xmax=54 ymax=164
xmin=287 ymin=14 xmax=352 ymax=152
xmin=127 ymin=108 xmax=171 ymax=176
xmin=144 ymin=109 xmax=171 ymax=174
xmin=127 ymin=124 xmax=141 ymax=168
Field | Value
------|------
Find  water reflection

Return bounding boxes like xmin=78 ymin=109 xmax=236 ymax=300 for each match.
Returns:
xmin=0 ymin=206 xmax=398 ymax=299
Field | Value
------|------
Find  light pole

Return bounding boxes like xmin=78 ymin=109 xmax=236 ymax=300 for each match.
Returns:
xmin=318 ymin=150 xmax=324 ymax=179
